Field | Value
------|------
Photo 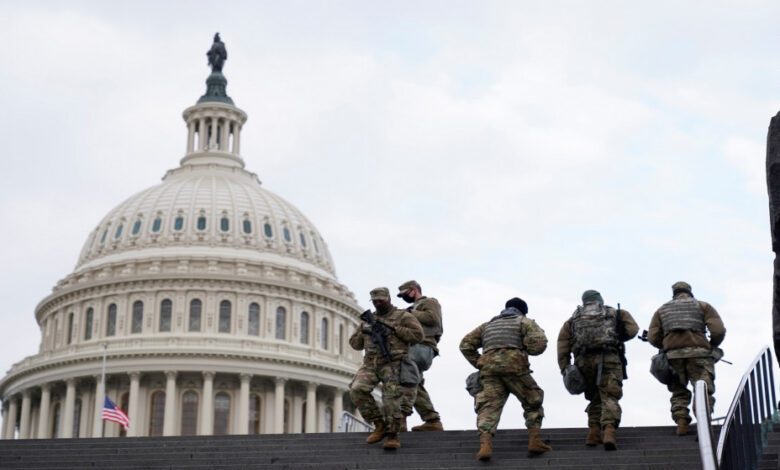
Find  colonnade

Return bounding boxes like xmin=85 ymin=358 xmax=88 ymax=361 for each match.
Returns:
xmin=1 ymin=371 xmax=348 ymax=440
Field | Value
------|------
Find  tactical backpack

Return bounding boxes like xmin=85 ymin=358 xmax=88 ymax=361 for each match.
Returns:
xmin=569 ymin=303 xmax=620 ymax=354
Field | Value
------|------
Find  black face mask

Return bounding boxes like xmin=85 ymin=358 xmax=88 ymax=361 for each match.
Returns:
xmin=376 ymin=302 xmax=392 ymax=315
xmin=401 ymin=294 xmax=414 ymax=304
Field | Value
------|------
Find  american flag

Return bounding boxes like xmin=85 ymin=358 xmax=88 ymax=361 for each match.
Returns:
xmin=102 ymin=396 xmax=130 ymax=430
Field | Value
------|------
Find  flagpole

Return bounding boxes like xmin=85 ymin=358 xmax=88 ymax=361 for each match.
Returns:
xmin=100 ymin=342 xmax=107 ymax=437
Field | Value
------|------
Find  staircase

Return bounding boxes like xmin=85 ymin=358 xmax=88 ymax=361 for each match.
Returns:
xmin=0 ymin=425 xmax=754 ymax=470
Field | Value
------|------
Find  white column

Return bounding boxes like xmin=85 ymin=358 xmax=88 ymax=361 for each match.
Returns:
xmin=37 ymin=384 xmax=51 ymax=439
xmin=187 ymin=121 xmax=195 ymax=153
xmin=273 ymin=378 xmax=286 ymax=434
xmin=292 ymin=394 xmax=303 ymax=433
xmin=6 ymin=397 xmax=18 ymax=439
xmin=198 ymin=118 xmax=206 ymax=150
xmin=127 ymin=372 xmax=141 ymax=437
xmin=220 ymin=119 xmax=229 ymax=151
xmin=237 ymin=374 xmax=250 ymax=435
xmin=199 ymin=371 xmax=214 ymax=435
xmin=61 ymin=378 xmax=76 ymax=438
xmin=233 ymin=125 xmax=241 ymax=154
xmin=1 ymin=403 xmax=8 ymax=439
xmin=305 ymin=383 xmax=317 ymax=434
xmin=162 ymin=371 xmax=177 ymax=436
xmin=333 ymin=389 xmax=344 ymax=432
xmin=19 ymin=390 xmax=32 ymax=439
xmin=92 ymin=376 xmax=104 ymax=437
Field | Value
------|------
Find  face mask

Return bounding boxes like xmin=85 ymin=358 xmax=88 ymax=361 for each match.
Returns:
xmin=376 ymin=302 xmax=392 ymax=315
xmin=401 ymin=294 xmax=414 ymax=303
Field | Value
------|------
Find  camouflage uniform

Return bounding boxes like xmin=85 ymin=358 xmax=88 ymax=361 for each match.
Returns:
xmin=399 ymin=295 xmax=442 ymax=422
xmin=557 ymin=300 xmax=638 ymax=429
xmin=460 ymin=308 xmax=548 ymax=435
xmin=648 ymin=282 xmax=725 ymax=425
xmin=349 ymin=290 xmax=424 ymax=434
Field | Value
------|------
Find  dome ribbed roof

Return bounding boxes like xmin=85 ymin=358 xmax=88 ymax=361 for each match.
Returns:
xmin=75 ymin=164 xmax=336 ymax=277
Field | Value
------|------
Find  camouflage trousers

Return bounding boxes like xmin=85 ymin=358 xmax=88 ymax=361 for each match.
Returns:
xmin=576 ymin=352 xmax=624 ymax=428
xmin=475 ymin=372 xmax=544 ymax=435
xmin=349 ymin=360 xmax=403 ymax=433
xmin=667 ymin=357 xmax=715 ymax=424
xmin=401 ymin=377 xmax=440 ymax=421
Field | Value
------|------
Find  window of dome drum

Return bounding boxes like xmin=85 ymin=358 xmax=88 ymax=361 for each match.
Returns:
xmin=100 ymin=229 xmax=108 ymax=244
xmin=300 ymin=312 xmax=309 ymax=344
xmin=321 ymin=318 xmax=328 ymax=350
xmin=149 ymin=391 xmax=165 ymax=436
xmin=181 ymin=391 xmax=199 ymax=436
xmin=159 ymin=299 xmax=172 ymax=332
xmin=174 ymin=216 xmax=184 ymax=231
xmin=264 ymin=223 xmax=273 ymax=238
xmin=299 ymin=232 xmax=307 ymax=247
xmin=221 ymin=217 xmax=229 ymax=232
xmin=196 ymin=216 xmax=206 ymax=231
xmin=339 ymin=324 xmax=344 ymax=354
xmin=214 ymin=392 xmax=231 ymax=435
xmin=313 ymin=237 xmax=319 ymax=253
xmin=132 ymin=301 xmax=144 ymax=334
xmin=114 ymin=224 xmax=123 ymax=239
xmin=67 ymin=313 xmax=74 ymax=344
xmin=106 ymin=304 xmax=117 ymax=336
xmin=84 ymin=308 xmax=93 ymax=340
xmin=152 ymin=218 xmax=162 ymax=233
xmin=219 ymin=300 xmax=231 ymax=333
xmin=243 ymin=220 xmax=252 ymax=234
xmin=248 ymin=303 xmax=260 ymax=336
xmin=132 ymin=220 xmax=141 ymax=235
xmin=189 ymin=299 xmax=202 ymax=332
xmin=276 ymin=307 xmax=286 ymax=339
xmin=283 ymin=227 xmax=291 ymax=242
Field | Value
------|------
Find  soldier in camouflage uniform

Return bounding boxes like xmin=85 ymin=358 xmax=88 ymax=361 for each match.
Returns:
xmin=647 ymin=281 xmax=726 ymax=435
xmin=460 ymin=297 xmax=552 ymax=461
xmin=397 ymin=280 xmax=444 ymax=432
xmin=557 ymin=290 xmax=638 ymax=450
xmin=349 ymin=287 xmax=424 ymax=449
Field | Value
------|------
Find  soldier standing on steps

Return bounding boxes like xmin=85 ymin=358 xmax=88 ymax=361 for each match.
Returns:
xmin=349 ymin=287 xmax=424 ymax=450
xmin=460 ymin=297 xmax=552 ymax=461
xmin=647 ymin=281 xmax=726 ymax=436
xmin=396 ymin=280 xmax=444 ymax=432
xmin=557 ymin=289 xmax=638 ymax=450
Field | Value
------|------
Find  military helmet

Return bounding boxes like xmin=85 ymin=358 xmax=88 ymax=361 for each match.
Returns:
xmin=672 ymin=281 xmax=692 ymax=295
xmin=397 ymin=280 xmax=421 ymax=297
xmin=370 ymin=287 xmax=391 ymax=300
xmin=581 ymin=289 xmax=603 ymax=304
xmin=505 ymin=297 xmax=528 ymax=314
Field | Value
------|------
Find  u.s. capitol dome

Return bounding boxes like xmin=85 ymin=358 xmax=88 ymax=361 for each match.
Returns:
xmin=0 ymin=37 xmax=363 ymax=439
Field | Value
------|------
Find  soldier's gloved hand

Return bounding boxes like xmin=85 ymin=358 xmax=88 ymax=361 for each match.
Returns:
xmin=406 ymin=306 xmax=413 ymax=313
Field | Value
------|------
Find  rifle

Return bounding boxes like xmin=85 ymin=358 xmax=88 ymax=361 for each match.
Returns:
xmin=360 ymin=309 xmax=396 ymax=363
xmin=638 ymin=329 xmax=732 ymax=365
xmin=616 ymin=303 xmax=629 ymax=379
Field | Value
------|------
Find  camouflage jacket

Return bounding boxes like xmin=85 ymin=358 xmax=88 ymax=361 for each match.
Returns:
xmin=557 ymin=306 xmax=638 ymax=371
xmin=408 ymin=296 xmax=443 ymax=353
xmin=349 ymin=306 xmax=424 ymax=363
xmin=648 ymin=293 xmax=725 ymax=357
xmin=459 ymin=315 xmax=547 ymax=376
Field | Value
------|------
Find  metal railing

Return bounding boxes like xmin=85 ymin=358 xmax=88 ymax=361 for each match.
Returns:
xmin=695 ymin=380 xmax=717 ymax=470
xmin=336 ymin=411 xmax=374 ymax=433
xmin=714 ymin=346 xmax=778 ymax=470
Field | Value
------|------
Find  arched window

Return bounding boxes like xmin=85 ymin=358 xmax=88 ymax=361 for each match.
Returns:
xmin=196 ymin=216 xmax=207 ymax=231
xmin=181 ymin=391 xmax=199 ymax=436
xmin=249 ymin=394 xmax=262 ymax=434
xmin=131 ymin=220 xmax=142 ymax=235
xmin=106 ymin=304 xmax=117 ymax=337
xmin=67 ymin=313 xmax=74 ymax=344
xmin=51 ymin=402 xmax=61 ymax=438
xmin=159 ymin=299 xmax=172 ymax=332
xmin=131 ymin=301 xmax=144 ymax=334
xmin=149 ymin=391 xmax=166 ymax=436
xmin=243 ymin=220 xmax=252 ymax=234
xmin=299 ymin=232 xmax=307 ymax=248
xmin=214 ymin=392 xmax=230 ymax=435
xmin=73 ymin=398 xmax=82 ymax=438
xmin=173 ymin=216 xmax=184 ymax=231
xmin=313 ymin=237 xmax=319 ymax=253
xmin=283 ymin=399 xmax=290 ymax=434
xmin=275 ymin=307 xmax=286 ymax=339
xmin=189 ymin=299 xmax=202 ymax=332
xmin=220 ymin=217 xmax=229 ymax=232
xmin=114 ymin=224 xmax=123 ymax=239
xmin=219 ymin=300 xmax=231 ymax=333
xmin=338 ymin=324 xmax=344 ymax=354
xmin=152 ymin=218 xmax=162 ymax=233
xmin=248 ymin=303 xmax=260 ymax=336
xmin=321 ymin=318 xmax=329 ymax=350
xmin=264 ymin=223 xmax=273 ymax=238
xmin=283 ymin=227 xmax=291 ymax=242
xmin=325 ymin=406 xmax=333 ymax=432
xmin=84 ymin=308 xmax=94 ymax=341
xmin=300 ymin=312 xmax=309 ymax=344
xmin=100 ymin=229 xmax=108 ymax=244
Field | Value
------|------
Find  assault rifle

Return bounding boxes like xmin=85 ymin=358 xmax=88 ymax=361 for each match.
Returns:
xmin=616 ymin=303 xmax=629 ymax=379
xmin=360 ymin=309 xmax=396 ymax=363
xmin=637 ymin=329 xmax=732 ymax=365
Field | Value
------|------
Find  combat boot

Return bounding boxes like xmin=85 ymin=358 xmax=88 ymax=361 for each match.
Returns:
xmin=411 ymin=418 xmax=443 ymax=431
xmin=585 ymin=425 xmax=602 ymax=446
xmin=383 ymin=433 xmax=401 ymax=449
xmin=366 ymin=421 xmax=386 ymax=444
xmin=603 ymin=424 xmax=617 ymax=451
xmin=476 ymin=432 xmax=492 ymax=461
xmin=400 ymin=417 xmax=408 ymax=432
xmin=676 ymin=419 xmax=690 ymax=436
xmin=527 ymin=427 xmax=552 ymax=454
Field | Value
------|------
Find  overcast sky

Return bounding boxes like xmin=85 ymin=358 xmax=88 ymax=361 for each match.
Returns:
xmin=1 ymin=1 xmax=779 ymax=433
